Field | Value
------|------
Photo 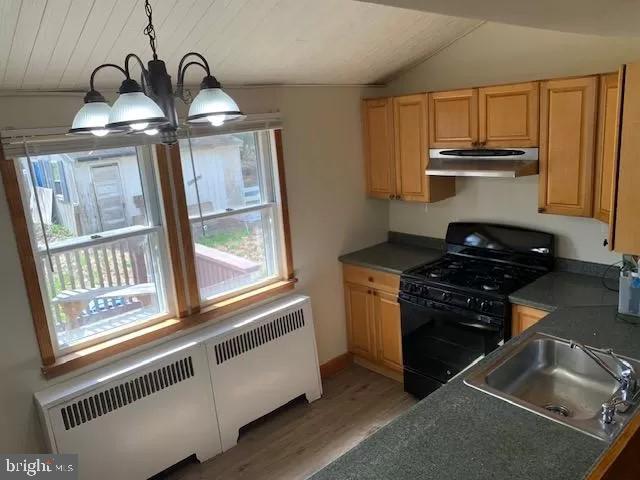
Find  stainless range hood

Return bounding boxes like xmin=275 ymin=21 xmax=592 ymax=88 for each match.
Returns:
xmin=427 ymin=148 xmax=539 ymax=178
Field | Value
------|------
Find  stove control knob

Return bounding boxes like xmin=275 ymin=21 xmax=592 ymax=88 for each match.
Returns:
xmin=466 ymin=298 xmax=475 ymax=309
xmin=442 ymin=292 xmax=451 ymax=302
xmin=480 ymin=301 xmax=492 ymax=312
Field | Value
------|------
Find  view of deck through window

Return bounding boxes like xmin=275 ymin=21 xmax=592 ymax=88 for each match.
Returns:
xmin=179 ymin=131 xmax=282 ymax=302
xmin=18 ymin=146 xmax=170 ymax=352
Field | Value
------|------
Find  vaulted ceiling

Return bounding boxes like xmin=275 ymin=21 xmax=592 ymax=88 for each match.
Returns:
xmin=0 ymin=0 xmax=481 ymax=91
xmin=357 ymin=0 xmax=640 ymax=37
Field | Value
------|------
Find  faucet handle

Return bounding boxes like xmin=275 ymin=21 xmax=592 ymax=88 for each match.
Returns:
xmin=601 ymin=397 xmax=631 ymax=424
xmin=608 ymin=349 xmax=636 ymax=374
xmin=601 ymin=401 xmax=617 ymax=424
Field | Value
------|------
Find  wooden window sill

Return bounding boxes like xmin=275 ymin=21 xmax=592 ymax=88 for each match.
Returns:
xmin=42 ymin=279 xmax=297 ymax=379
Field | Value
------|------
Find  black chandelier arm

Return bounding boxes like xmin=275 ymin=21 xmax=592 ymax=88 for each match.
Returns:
xmin=124 ymin=53 xmax=152 ymax=92
xmin=89 ymin=63 xmax=128 ymax=91
xmin=177 ymin=52 xmax=211 ymax=80
xmin=177 ymin=61 xmax=209 ymax=88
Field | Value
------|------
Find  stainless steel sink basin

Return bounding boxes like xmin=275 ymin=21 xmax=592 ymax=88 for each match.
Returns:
xmin=465 ymin=332 xmax=640 ymax=441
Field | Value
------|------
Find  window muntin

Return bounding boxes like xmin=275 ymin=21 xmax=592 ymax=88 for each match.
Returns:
xmin=180 ymin=131 xmax=284 ymax=302
xmin=18 ymin=146 xmax=171 ymax=353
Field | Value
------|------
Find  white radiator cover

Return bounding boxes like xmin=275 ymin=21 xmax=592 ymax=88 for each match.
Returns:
xmin=204 ymin=295 xmax=322 ymax=450
xmin=35 ymin=294 xmax=321 ymax=479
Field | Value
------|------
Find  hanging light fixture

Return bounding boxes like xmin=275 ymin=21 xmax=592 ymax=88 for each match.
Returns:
xmin=69 ymin=0 xmax=244 ymax=144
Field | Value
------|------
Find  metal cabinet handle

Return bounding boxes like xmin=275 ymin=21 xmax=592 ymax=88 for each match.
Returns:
xmin=368 ymin=276 xmax=374 ymax=282
xmin=388 ymin=194 xmax=393 ymax=199
xmin=396 ymin=195 xmax=402 ymax=200
xmin=367 ymin=289 xmax=372 ymax=294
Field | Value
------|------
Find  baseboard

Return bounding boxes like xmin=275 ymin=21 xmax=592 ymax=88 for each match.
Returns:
xmin=353 ymin=356 xmax=403 ymax=383
xmin=319 ymin=352 xmax=353 ymax=379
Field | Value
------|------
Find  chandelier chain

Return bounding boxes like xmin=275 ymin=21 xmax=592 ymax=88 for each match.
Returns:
xmin=143 ymin=0 xmax=158 ymax=60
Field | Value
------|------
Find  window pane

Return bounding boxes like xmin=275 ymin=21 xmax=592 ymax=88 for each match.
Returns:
xmin=192 ymin=209 xmax=278 ymax=300
xmin=42 ymin=232 xmax=168 ymax=349
xmin=179 ymin=133 xmax=265 ymax=217
xmin=19 ymin=147 xmax=150 ymax=250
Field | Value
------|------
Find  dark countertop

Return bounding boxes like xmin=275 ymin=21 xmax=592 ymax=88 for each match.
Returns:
xmin=338 ymin=242 xmax=442 ymax=275
xmin=509 ymin=271 xmax=619 ymax=312
xmin=309 ymin=305 xmax=640 ymax=480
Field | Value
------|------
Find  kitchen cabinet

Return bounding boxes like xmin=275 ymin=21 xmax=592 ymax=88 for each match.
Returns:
xmin=593 ymin=73 xmax=621 ymax=224
xmin=610 ymin=63 xmax=640 ymax=255
xmin=511 ymin=304 xmax=548 ymax=336
xmin=362 ymin=96 xmax=455 ymax=203
xmin=362 ymin=98 xmax=395 ymax=199
xmin=393 ymin=94 xmax=455 ymax=202
xmin=374 ymin=290 xmax=402 ymax=372
xmin=478 ymin=82 xmax=539 ymax=147
xmin=343 ymin=264 xmax=402 ymax=380
xmin=344 ymin=282 xmax=376 ymax=360
xmin=429 ymin=89 xmax=478 ymax=148
xmin=538 ymin=76 xmax=598 ymax=217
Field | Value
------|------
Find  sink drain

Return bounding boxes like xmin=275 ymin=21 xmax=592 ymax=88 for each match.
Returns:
xmin=544 ymin=403 xmax=571 ymax=417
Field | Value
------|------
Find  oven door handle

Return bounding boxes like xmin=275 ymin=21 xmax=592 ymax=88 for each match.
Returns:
xmin=456 ymin=319 xmax=501 ymax=332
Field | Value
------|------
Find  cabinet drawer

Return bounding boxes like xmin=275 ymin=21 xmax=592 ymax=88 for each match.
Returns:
xmin=342 ymin=264 xmax=399 ymax=293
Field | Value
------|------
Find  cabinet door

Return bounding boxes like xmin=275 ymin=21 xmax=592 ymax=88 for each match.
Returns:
xmin=511 ymin=305 xmax=548 ymax=336
xmin=593 ymin=73 xmax=620 ymax=224
xmin=539 ymin=76 xmax=598 ymax=217
xmin=479 ymin=82 xmax=539 ymax=147
xmin=393 ymin=94 xmax=428 ymax=202
xmin=345 ymin=283 xmax=376 ymax=360
xmin=374 ymin=290 xmax=402 ymax=372
xmin=611 ymin=64 xmax=640 ymax=255
xmin=362 ymin=98 xmax=396 ymax=199
xmin=393 ymin=95 xmax=456 ymax=203
xmin=429 ymin=89 xmax=478 ymax=148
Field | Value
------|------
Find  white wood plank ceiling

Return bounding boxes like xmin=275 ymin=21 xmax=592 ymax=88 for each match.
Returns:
xmin=0 ymin=0 xmax=481 ymax=91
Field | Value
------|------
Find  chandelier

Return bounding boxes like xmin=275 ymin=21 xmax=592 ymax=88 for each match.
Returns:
xmin=69 ymin=0 xmax=244 ymax=145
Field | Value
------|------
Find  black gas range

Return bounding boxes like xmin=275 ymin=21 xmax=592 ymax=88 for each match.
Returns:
xmin=399 ymin=222 xmax=554 ymax=399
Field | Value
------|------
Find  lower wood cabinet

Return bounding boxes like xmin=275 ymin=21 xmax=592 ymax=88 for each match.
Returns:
xmin=343 ymin=265 xmax=402 ymax=380
xmin=511 ymin=304 xmax=548 ymax=336
xmin=344 ymin=282 xmax=376 ymax=360
xmin=374 ymin=290 xmax=403 ymax=372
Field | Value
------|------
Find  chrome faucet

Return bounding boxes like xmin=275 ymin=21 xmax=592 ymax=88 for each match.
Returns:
xmin=569 ymin=340 xmax=638 ymax=422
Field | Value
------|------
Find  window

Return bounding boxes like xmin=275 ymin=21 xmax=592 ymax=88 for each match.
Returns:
xmin=16 ymin=146 xmax=172 ymax=354
xmin=1 ymin=126 xmax=292 ymax=375
xmin=179 ymin=131 xmax=286 ymax=302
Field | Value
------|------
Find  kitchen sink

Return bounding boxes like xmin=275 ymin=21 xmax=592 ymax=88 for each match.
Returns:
xmin=464 ymin=332 xmax=640 ymax=441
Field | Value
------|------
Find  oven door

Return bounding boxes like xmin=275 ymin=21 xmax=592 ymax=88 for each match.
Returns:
xmin=400 ymin=297 xmax=503 ymax=397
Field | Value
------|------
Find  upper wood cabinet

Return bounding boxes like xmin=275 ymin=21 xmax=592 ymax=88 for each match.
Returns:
xmin=393 ymin=94 xmax=455 ymax=202
xmin=610 ymin=63 xmax=640 ymax=255
xmin=594 ymin=72 xmax=621 ymax=224
xmin=478 ymin=82 xmax=539 ymax=147
xmin=538 ymin=76 xmax=598 ymax=217
xmin=429 ymin=89 xmax=478 ymax=148
xmin=362 ymin=96 xmax=455 ymax=203
xmin=362 ymin=98 xmax=395 ymax=199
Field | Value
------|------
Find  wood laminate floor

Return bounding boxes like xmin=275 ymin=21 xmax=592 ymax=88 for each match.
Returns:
xmin=166 ymin=364 xmax=416 ymax=480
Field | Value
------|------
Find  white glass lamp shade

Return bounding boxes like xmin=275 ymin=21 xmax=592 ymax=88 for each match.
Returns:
xmin=106 ymin=92 xmax=168 ymax=131
xmin=187 ymin=88 xmax=244 ymax=125
xmin=69 ymin=102 xmax=111 ymax=136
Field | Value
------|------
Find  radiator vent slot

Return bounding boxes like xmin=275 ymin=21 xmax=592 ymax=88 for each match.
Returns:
xmin=214 ymin=308 xmax=305 ymax=365
xmin=60 ymin=356 xmax=194 ymax=431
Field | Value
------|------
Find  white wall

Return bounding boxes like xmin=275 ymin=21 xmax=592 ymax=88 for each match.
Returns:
xmin=386 ymin=22 xmax=640 ymax=263
xmin=0 ymin=85 xmax=387 ymax=452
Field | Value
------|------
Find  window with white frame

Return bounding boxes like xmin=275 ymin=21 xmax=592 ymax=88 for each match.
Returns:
xmin=16 ymin=145 xmax=172 ymax=354
xmin=179 ymin=130 xmax=285 ymax=302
